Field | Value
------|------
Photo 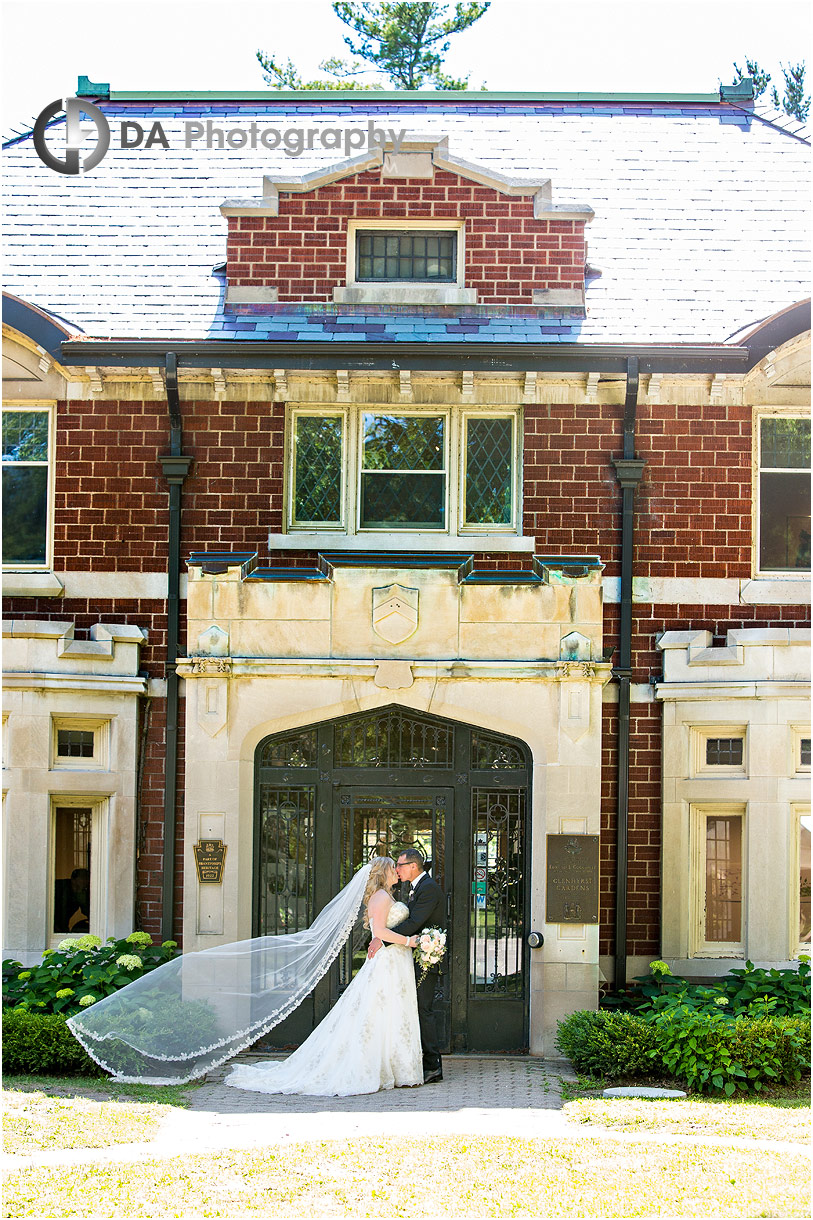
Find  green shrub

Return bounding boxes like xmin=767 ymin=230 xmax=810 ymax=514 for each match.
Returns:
xmin=3 ymin=932 xmax=179 ymax=1019
xmin=555 ymin=1010 xmax=659 ymax=1077
xmin=604 ymin=957 xmax=811 ymax=1018
xmin=651 ymin=1006 xmax=811 ymax=1095
xmin=2 ymin=1008 xmax=101 ymax=1076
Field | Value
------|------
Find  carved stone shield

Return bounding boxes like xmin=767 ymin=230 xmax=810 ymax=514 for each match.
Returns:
xmin=372 ymin=583 xmax=419 ymax=644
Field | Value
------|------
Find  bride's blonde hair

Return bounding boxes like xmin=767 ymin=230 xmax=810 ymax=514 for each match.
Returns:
xmin=362 ymin=856 xmax=396 ymax=928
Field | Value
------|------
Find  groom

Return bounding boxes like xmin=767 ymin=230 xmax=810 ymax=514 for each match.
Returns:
xmin=368 ymin=847 xmax=446 ymax=1084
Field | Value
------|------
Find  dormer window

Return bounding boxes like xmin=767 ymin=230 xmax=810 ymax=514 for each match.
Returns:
xmin=357 ymin=230 xmax=457 ymax=283
xmin=337 ymin=219 xmax=474 ymax=306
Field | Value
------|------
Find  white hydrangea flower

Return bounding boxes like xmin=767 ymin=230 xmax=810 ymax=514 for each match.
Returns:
xmin=57 ymin=938 xmax=79 ymax=951
xmin=76 ymin=935 xmax=102 ymax=950
xmin=55 ymin=988 xmax=75 ymax=998
xmin=125 ymin=931 xmax=153 ymax=947
xmin=79 ymin=994 xmax=97 ymax=1007
xmin=115 ymin=954 xmax=143 ymax=971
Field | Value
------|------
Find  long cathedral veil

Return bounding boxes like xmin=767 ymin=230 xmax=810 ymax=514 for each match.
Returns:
xmin=67 ymin=863 xmax=372 ymax=1084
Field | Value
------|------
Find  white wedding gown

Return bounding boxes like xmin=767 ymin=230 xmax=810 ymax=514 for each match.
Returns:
xmin=225 ymin=901 xmax=423 ymax=1096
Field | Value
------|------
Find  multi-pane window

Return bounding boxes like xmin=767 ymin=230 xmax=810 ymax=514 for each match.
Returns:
xmin=52 ymin=806 xmax=92 ymax=935
xmin=799 ymin=812 xmax=811 ymax=952
xmin=356 ymin=231 xmax=456 ymax=282
xmin=51 ymin=718 xmax=109 ymax=771
xmin=2 ymin=408 xmax=52 ymax=567
xmin=292 ymin=414 xmax=344 ymax=526
xmin=57 ymin=729 xmax=95 ymax=758
xmin=701 ymin=811 xmax=744 ymax=948
xmin=758 ymin=416 xmax=811 ymax=572
xmin=287 ymin=407 xmax=519 ymax=535
xmin=463 ymin=416 xmax=515 ymax=526
xmin=706 ymin=737 xmax=744 ymax=767
xmin=360 ymin=414 xmax=446 ymax=529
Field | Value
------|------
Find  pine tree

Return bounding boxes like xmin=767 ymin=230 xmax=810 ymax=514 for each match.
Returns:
xmin=732 ymin=58 xmax=810 ymax=123
xmin=258 ymin=2 xmax=490 ymax=91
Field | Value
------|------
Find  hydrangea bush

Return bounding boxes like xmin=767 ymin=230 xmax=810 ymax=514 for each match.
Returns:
xmin=2 ymin=933 xmax=179 ymax=1018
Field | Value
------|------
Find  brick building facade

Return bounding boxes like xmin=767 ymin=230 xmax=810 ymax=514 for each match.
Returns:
xmin=2 ymin=83 xmax=809 ymax=1054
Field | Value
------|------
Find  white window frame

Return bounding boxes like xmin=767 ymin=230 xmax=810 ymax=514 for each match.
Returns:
xmin=791 ymin=803 xmax=812 ymax=958
xmin=345 ymin=219 xmax=467 ymax=292
xmin=690 ymin=725 xmax=748 ymax=778
xmin=460 ymin=411 xmax=519 ymax=533
xmin=356 ymin=407 xmax=450 ymax=534
xmin=285 ymin=403 xmax=522 ymax=541
xmin=753 ymin=407 xmax=811 ymax=579
xmin=48 ymin=795 xmax=108 ymax=948
xmin=1 ymin=402 xmax=56 ymax=572
xmin=690 ymin=803 xmax=747 ymax=957
xmin=791 ymin=725 xmax=811 ymax=777
xmin=50 ymin=716 xmax=110 ymax=772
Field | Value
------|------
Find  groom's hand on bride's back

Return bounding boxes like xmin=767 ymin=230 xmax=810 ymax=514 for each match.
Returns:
xmin=367 ymin=937 xmax=383 ymax=959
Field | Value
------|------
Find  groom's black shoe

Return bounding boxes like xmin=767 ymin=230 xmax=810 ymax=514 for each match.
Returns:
xmin=423 ymin=1066 xmax=443 ymax=1084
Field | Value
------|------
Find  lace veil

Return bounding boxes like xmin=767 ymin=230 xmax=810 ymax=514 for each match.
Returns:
xmin=67 ymin=862 xmax=372 ymax=1084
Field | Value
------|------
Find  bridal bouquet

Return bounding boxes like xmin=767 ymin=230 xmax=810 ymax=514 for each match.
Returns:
xmin=414 ymin=927 xmax=447 ymax=983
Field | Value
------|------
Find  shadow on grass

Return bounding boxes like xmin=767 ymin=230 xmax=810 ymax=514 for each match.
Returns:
xmin=3 ymin=1074 xmax=196 ymax=1108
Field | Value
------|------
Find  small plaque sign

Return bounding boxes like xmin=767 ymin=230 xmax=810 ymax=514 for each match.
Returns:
xmin=546 ymin=834 xmax=599 ymax=923
xmin=194 ymin=839 xmax=227 ymax=885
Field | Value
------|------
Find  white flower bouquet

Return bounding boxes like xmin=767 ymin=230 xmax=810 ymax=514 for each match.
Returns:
xmin=414 ymin=927 xmax=447 ymax=982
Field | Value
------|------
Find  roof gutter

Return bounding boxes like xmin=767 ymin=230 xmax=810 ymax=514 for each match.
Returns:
xmin=59 ymin=341 xmax=751 ymax=376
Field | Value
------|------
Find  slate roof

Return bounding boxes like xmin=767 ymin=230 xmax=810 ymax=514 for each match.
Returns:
xmin=3 ymin=96 xmax=810 ymax=347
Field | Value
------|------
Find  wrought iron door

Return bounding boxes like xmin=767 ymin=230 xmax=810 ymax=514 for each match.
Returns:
xmin=254 ymin=706 xmax=530 ymax=1052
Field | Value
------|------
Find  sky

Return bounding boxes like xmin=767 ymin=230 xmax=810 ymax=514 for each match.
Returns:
xmin=2 ymin=0 xmax=811 ymax=137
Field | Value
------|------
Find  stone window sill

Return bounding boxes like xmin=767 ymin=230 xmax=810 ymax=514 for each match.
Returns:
xmin=268 ymin=532 xmax=535 ymax=553
xmin=2 ymin=571 xmax=64 ymax=598
xmin=333 ymin=285 xmax=478 ymax=306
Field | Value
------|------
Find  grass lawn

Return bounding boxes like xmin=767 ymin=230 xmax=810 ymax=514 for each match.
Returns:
xmin=561 ymin=1077 xmax=811 ymax=1144
xmin=4 ymin=1136 xmax=811 ymax=1218
xmin=2 ymin=1076 xmax=193 ymax=1154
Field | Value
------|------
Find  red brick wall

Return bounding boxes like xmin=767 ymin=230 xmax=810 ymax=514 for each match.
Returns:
xmin=54 ymin=400 xmax=169 ymax=572
xmin=523 ymin=398 xmax=754 ymax=580
xmin=227 ymin=168 xmax=586 ymax=305
xmin=181 ymin=399 xmax=284 ymax=556
xmin=600 ymin=703 xmax=662 ymax=960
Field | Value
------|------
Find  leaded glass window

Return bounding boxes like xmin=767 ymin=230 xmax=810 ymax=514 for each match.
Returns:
xmin=356 ymin=231 xmax=456 ymax=282
xmin=758 ymin=416 xmax=811 ymax=572
xmin=359 ymin=413 xmax=446 ymax=529
xmin=259 ymin=728 xmax=317 ymax=768
xmin=2 ymin=409 xmax=51 ymax=567
xmin=335 ymin=707 xmax=454 ymax=768
xmin=471 ymin=733 xmax=525 ymax=770
xmin=292 ymin=414 xmax=344 ymax=525
xmin=464 ymin=416 xmax=514 ymax=527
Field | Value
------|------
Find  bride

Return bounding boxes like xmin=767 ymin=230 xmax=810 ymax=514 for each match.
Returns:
xmin=226 ymin=856 xmax=423 ymax=1096
xmin=67 ymin=856 xmax=422 ymax=1090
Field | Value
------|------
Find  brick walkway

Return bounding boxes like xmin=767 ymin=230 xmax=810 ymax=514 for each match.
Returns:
xmin=191 ymin=1052 xmax=570 ymax=1115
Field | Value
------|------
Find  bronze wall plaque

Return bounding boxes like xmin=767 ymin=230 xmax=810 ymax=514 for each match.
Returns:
xmin=194 ymin=839 xmax=227 ymax=885
xmin=546 ymin=834 xmax=599 ymax=923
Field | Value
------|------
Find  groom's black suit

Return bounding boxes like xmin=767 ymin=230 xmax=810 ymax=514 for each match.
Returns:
xmin=390 ymin=873 xmax=446 ymax=1076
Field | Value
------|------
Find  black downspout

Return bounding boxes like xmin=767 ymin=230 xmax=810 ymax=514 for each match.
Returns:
xmin=611 ymin=357 xmax=645 ymax=993
xmin=158 ymin=352 xmax=193 ymax=941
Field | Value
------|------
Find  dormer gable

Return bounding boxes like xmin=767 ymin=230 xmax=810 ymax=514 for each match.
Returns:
xmin=220 ymin=137 xmax=593 ymax=309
